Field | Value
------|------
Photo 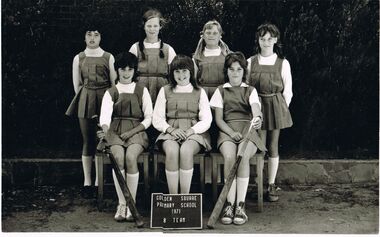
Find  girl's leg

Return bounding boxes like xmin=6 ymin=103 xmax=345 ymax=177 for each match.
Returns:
xmin=79 ymin=118 xmax=96 ymax=187
xmin=219 ymin=141 xmax=238 ymax=205
xmin=236 ymin=141 xmax=257 ymax=203
xmin=124 ymin=144 xmax=144 ymax=221
xmin=267 ymin=129 xmax=280 ymax=184
xmin=179 ymin=140 xmax=201 ymax=194
xmin=110 ymin=145 xmax=127 ymax=221
xmin=267 ymin=129 xmax=280 ymax=202
xmin=125 ymin=144 xmax=144 ymax=201
xmin=219 ymin=141 xmax=237 ymax=225
xmin=162 ymin=140 xmax=180 ymax=194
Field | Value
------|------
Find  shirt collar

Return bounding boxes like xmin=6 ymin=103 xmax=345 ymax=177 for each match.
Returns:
xmin=223 ymin=82 xmax=249 ymax=88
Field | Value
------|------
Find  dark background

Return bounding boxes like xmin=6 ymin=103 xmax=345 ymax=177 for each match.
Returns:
xmin=2 ymin=0 xmax=379 ymax=159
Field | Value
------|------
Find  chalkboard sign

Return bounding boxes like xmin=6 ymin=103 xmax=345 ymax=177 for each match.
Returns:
xmin=150 ymin=193 xmax=202 ymax=229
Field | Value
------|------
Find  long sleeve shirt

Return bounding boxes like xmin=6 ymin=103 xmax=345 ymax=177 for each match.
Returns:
xmin=72 ymin=47 xmax=117 ymax=94
xmin=99 ymin=82 xmax=153 ymax=129
xmin=129 ymin=41 xmax=177 ymax=64
xmin=247 ymin=53 xmax=293 ymax=106
xmin=152 ymin=84 xmax=212 ymax=134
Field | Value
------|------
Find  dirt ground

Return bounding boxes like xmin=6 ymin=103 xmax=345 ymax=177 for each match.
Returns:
xmin=1 ymin=183 xmax=378 ymax=234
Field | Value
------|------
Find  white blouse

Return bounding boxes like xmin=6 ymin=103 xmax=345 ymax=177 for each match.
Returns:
xmin=152 ymin=84 xmax=212 ymax=134
xmin=100 ymin=82 xmax=153 ymax=129
xmin=247 ymin=53 xmax=293 ymax=106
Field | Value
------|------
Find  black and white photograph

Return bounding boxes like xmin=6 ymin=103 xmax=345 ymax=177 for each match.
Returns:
xmin=2 ymin=0 xmax=379 ymax=235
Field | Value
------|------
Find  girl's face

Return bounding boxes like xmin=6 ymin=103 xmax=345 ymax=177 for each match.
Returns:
xmin=203 ymin=25 xmax=221 ymax=49
xmin=258 ymin=32 xmax=277 ymax=56
xmin=85 ymin=31 xmax=101 ymax=49
xmin=227 ymin=61 xmax=244 ymax=86
xmin=144 ymin=17 xmax=161 ymax=40
xmin=118 ymin=66 xmax=135 ymax=84
xmin=173 ymin=69 xmax=191 ymax=86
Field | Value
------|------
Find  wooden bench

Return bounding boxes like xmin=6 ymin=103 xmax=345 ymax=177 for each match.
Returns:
xmin=153 ymin=152 xmax=206 ymax=193
xmin=210 ymin=152 xmax=265 ymax=212
xmin=95 ymin=151 xmax=150 ymax=210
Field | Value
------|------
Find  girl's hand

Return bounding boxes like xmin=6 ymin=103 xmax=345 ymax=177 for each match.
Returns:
xmin=230 ymin=132 xmax=243 ymax=142
xmin=97 ymin=130 xmax=106 ymax=140
xmin=251 ymin=116 xmax=262 ymax=130
xmin=120 ymin=131 xmax=133 ymax=141
xmin=171 ymin=128 xmax=187 ymax=141
xmin=185 ymin=128 xmax=195 ymax=138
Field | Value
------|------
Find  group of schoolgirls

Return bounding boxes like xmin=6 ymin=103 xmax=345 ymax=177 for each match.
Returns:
xmin=66 ymin=8 xmax=293 ymax=225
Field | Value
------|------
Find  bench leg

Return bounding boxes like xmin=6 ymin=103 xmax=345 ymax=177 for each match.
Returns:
xmin=212 ymin=155 xmax=218 ymax=203
xmin=256 ymin=155 xmax=264 ymax=212
xmin=143 ymin=153 xmax=150 ymax=205
xmin=97 ymin=153 xmax=104 ymax=211
xmin=200 ymin=155 xmax=205 ymax=194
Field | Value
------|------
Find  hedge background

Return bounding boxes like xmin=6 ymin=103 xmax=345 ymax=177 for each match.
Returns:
xmin=2 ymin=0 xmax=379 ymax=158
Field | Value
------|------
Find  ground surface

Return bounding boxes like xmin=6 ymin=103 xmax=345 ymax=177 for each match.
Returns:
xmin=1 ymin=183 xmax=378 ymax=234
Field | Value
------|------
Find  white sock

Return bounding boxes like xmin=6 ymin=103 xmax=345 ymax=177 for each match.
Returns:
xmin=126 ymin=172 xmax=139 ymax=202
xmin=112 ymin=169 xmax=126 ymax=205
xmin=236 ymin=177 xmax=250 ymax=204
xmin=94 ymin=155 xmax=99 ymax=187
xmin=165 ymin=170 xmax=179 ymax=194
xmin=179 ymin=168 xmax=194 ymax=194
xmin=82 ymin=155 xmax=93 ymax=186
xmin=268 ymin=156 xmax=279 ymax=184
xmin=226 ymin=178 xmax=237 ymax=205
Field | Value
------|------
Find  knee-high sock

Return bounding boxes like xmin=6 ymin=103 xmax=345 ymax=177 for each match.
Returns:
xmin=126 ymin=172 xmax=139 ymax=202
xmin=112 ymin=169 xmax=126 ymax=205
xmin=268 ymin=156 xmax=279 ymax=184
xmin=82 ymin=155 xmax=93 ymax=186
xmin=236 ymin=177 xmax=249 ymax=204
xmin=94 ymin=155 xmax=99 ymax=187
xmin=165 ymin=170 xmax=179 ymax=194
xmin=226 ymin=178 xmax=237 ymax=205
xmin=179 ymin=168 xmax=193 ymax=194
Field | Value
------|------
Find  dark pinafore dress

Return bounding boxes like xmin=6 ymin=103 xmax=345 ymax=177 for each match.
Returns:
xmin=66 ymin=52 xmax=112 ymax=118
xmin=194 ymin=53 xmax=226 ymax=100
xmin=104 ymin=84 xmax=149 ymax=149
xmin=217 ymin=85 xmax=266 ymax=152
xmin=248 ymin=55 xmax=293 ymax=130
xmin=136 ymin=43 xmax=170 ymax=104
xmin=155 ymin=85 xmax=211 ymax=151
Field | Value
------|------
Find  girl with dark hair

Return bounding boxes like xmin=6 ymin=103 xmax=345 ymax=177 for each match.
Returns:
xmin=210 ymin=52 xmax=266 ymax=225
xmin=129 ymin=8 xmax=176 ymax=104
xmin=152 ymin=55 xmax=212 ymax=194
xmin=247 ymin=23 xmax=293 ymax=202
xmin=66 ymin=27 xmax=117 ymax=199
xmin=98 ymin=52 xmax=153 ymax=221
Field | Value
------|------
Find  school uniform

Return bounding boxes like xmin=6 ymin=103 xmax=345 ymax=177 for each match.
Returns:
xmin=66 ymin=47 xmax=114 ymax=118
xmin=153 ymin=84 xmax=212 ymax=151
xmin=247 ymin=54 xmax=293 ymax=130
xmin=99 ymin=82 xmax=153 ymax=149
xmin=193 ymin=46 xmax=226 ymax=99
xmin=129 ymin=41 xmax=176 ymax=104
xmin=209 ymin=82 xmax=266 ymax=152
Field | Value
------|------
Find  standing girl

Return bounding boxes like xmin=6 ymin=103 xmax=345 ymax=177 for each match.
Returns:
xmin=66 ymin=27 xmax=117 ymax=199
xmin=152 ymin=55 xmax=212 ymax=194
xmin=99 ymin=52 xmax=153 ymax=221
xmin=210 ymin=52 xmax=266 ymax=225
xmin=247 ymin=23 xmax=293 ymax=202
xmin=192 ymin=20 xmax=231 ymax=99
xmin=129 ymin=8 xmax=176 ymax=104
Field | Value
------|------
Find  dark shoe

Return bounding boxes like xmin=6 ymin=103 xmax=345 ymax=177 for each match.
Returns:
xmin=221 ymin=202 xmax=234 ymax=225
xmin=233 ymin=202 xmax=248 ymax=225
xmin=81 ymin=186 xmax=94 ymax=199
xmin=266 ymin=184 xmax=279 ymax=202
